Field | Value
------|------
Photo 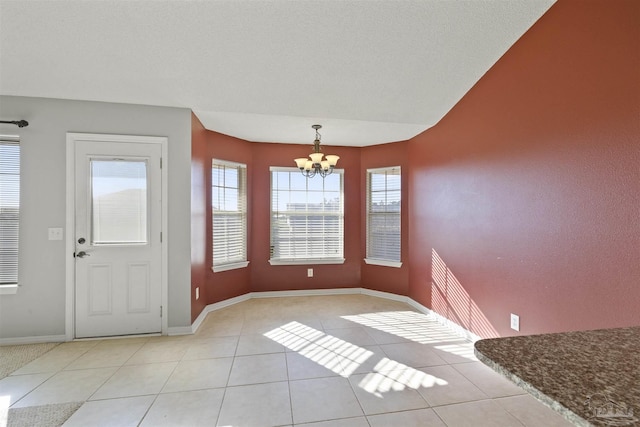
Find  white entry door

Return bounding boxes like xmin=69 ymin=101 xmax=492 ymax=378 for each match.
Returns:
xmin=74 ymin=137 xmax=163 ymax=338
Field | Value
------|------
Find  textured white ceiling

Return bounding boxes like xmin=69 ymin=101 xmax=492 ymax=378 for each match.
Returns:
xmin=0 ymin=0 xmax=555 ymax=146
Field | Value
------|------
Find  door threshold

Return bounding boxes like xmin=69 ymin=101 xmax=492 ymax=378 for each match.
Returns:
xmin=74 ymin=332 xmax=162 ymax=341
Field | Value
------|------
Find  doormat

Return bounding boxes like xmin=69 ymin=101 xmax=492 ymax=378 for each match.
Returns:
xmin=0 ymin=343 xmax=60 ymax=380
xmin=7 ymin=402 xmax=83 ymax=427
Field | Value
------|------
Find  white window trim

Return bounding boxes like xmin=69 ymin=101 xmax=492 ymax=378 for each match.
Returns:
xmin=365 ymin=166 xmax=402 ymax=267
xmin=212 ymin=260 xmax=250 ymax=273
xmin=364 ymin=258 xmax=403 ymax=268
xmin=269 ymin=166 xmax=345 ymax=265
xmin=212 ymin=158 xmax=248 ymax=270
xmin=213 ymin=158 xmax=246 ymax=169
xmin=269 ymin=258 xmax=345 ymax=266
xmin=0 ymin=284 xmax=18 ymax=295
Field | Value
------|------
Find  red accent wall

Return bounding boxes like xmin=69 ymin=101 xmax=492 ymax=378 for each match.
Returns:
xmin=190 ymin=121 xmax=364 ymax=322
xmin=360 ymin=141 xmax=410 ymax=296
xmin=249 ymin=142 xmax=362 ymax=292
xmin=191 ymin=0 xmax=639 ymax=335
xmin=191 ymin=115 xmax=252 ymax=322
xmin=408 ymin=0 xmax=640 ymax=337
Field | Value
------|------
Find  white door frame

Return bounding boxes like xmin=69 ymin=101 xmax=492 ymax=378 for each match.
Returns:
xmin=65 ymin=133 xmax=169 ymax=340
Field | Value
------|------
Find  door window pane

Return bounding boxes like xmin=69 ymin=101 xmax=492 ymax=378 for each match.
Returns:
xmin=91 ymin=160 xmax=148 ymax=244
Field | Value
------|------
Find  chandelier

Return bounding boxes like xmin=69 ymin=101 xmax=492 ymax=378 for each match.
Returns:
xmin=294 ymin=125 xmax=340 ymax=178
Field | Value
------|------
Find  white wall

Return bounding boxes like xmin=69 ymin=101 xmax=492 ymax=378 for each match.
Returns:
xmin=0 ymin=96 xmax=192 ymax=340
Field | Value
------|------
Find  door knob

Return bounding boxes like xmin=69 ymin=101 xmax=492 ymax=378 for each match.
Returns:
xmin=76 ymin=251 xmax=90 ymax=258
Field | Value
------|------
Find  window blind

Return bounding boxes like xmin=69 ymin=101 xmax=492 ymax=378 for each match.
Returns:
xmin=366 ymin=167 xmax=401 ymax=263
xmin=212 ymin=159 xmax=247 ymax=268
xmin=270 ymin=168 xmax=344 ymax=263
xmin=0 ymin=138 xmax=20 ymax=285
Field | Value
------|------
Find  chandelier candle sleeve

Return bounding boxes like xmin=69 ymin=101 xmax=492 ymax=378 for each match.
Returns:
xmin=294 ymin=125 xmax=340 ymax=178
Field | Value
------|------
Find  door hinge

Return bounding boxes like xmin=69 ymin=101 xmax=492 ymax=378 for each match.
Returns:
xmin=160 ymin=231 xmax=163 ymax=243
xmin=160 ymin=306 xmax=163 ymax=318
xmin=160 ymin=157 xmax=163 ymax=169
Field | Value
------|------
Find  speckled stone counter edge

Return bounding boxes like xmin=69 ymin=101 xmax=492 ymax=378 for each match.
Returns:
xmin=474 ymin=347 xmax=589 ymax=427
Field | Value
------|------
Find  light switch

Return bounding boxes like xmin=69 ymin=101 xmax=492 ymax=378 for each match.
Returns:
xmin=510 ymin=313 xmax=520 ymax=331
xmin=48 ymin=227 xmax=63 ymax=241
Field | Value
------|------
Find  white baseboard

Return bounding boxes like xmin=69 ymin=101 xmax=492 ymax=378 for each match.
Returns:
xmin=176 ymin=293 xmax=253 ymax=336
xmin=1 ymin=287 xmax=480 ymax=343
xmin=360 ymin=288 xmax=409 ymax=303
xmin=405 ymin=298 xmax=482 ymax=343
xmin=167 ymin=326 xmax=193 ymax=336
xmin=360 ymin=287 xmax=481 ymax=342
xmin=187 ymin=287 xmax=479 ymax=342
xmin=0 ymin=334 xmax=67 ymax=346
xmin=180 ymin=289 xmax=360 ymax=335
xmin=249 ymin=288 xmax=361 ymax=299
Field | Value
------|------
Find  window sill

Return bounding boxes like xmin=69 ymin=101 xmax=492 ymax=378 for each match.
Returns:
xmin=269 ymin=258 xmax=345 ymax=266
xmin=212 ymin=261 xmax=250 ymax=273
xmin=0 ymin=284 xmax=18 ymax=295
xmin=364 ymin=258 xmax=403 ymax=268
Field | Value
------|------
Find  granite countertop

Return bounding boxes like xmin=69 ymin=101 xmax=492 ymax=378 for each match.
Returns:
xmin=474 ymin=327 xmax=639 ymax=427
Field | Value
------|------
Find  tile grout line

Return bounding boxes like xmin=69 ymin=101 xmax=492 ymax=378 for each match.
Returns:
xmin=11 ymin=341 xmax=104 ymax=409
xmin=3 ymin=295 xmax=574 ymax=426
xmin=284 ymin=340 xmax=295 ymax=427
xmin=214 ymin=320 xmax=243 ymax=427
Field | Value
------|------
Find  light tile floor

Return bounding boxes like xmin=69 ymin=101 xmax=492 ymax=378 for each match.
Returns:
xmin=1 ymin=295 xmax=575 ymax=426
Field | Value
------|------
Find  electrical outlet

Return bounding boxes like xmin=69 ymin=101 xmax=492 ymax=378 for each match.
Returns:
xmin=195 ymin=287 xmax=200 ymax=300
xmin=510 ymin=313 xmax=520 ymax=331
xmin=48 ymin=227 xmax=63 ymax=241
xmin=307 ymin=268 xmax=313 ymax=278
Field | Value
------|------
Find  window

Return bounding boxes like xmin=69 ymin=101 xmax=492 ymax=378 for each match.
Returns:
xmin=0 ymin=136 xmax=20 ymax=292
xmin=212 ymin=159 xmax=248 ymax=272
xmin=270 ymin=167 xmax=344 ymax=264
xmin=91 ymin=159 xmax=148 ymax=244
xmin=365 ymin=166 xmax=402 ymax=267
